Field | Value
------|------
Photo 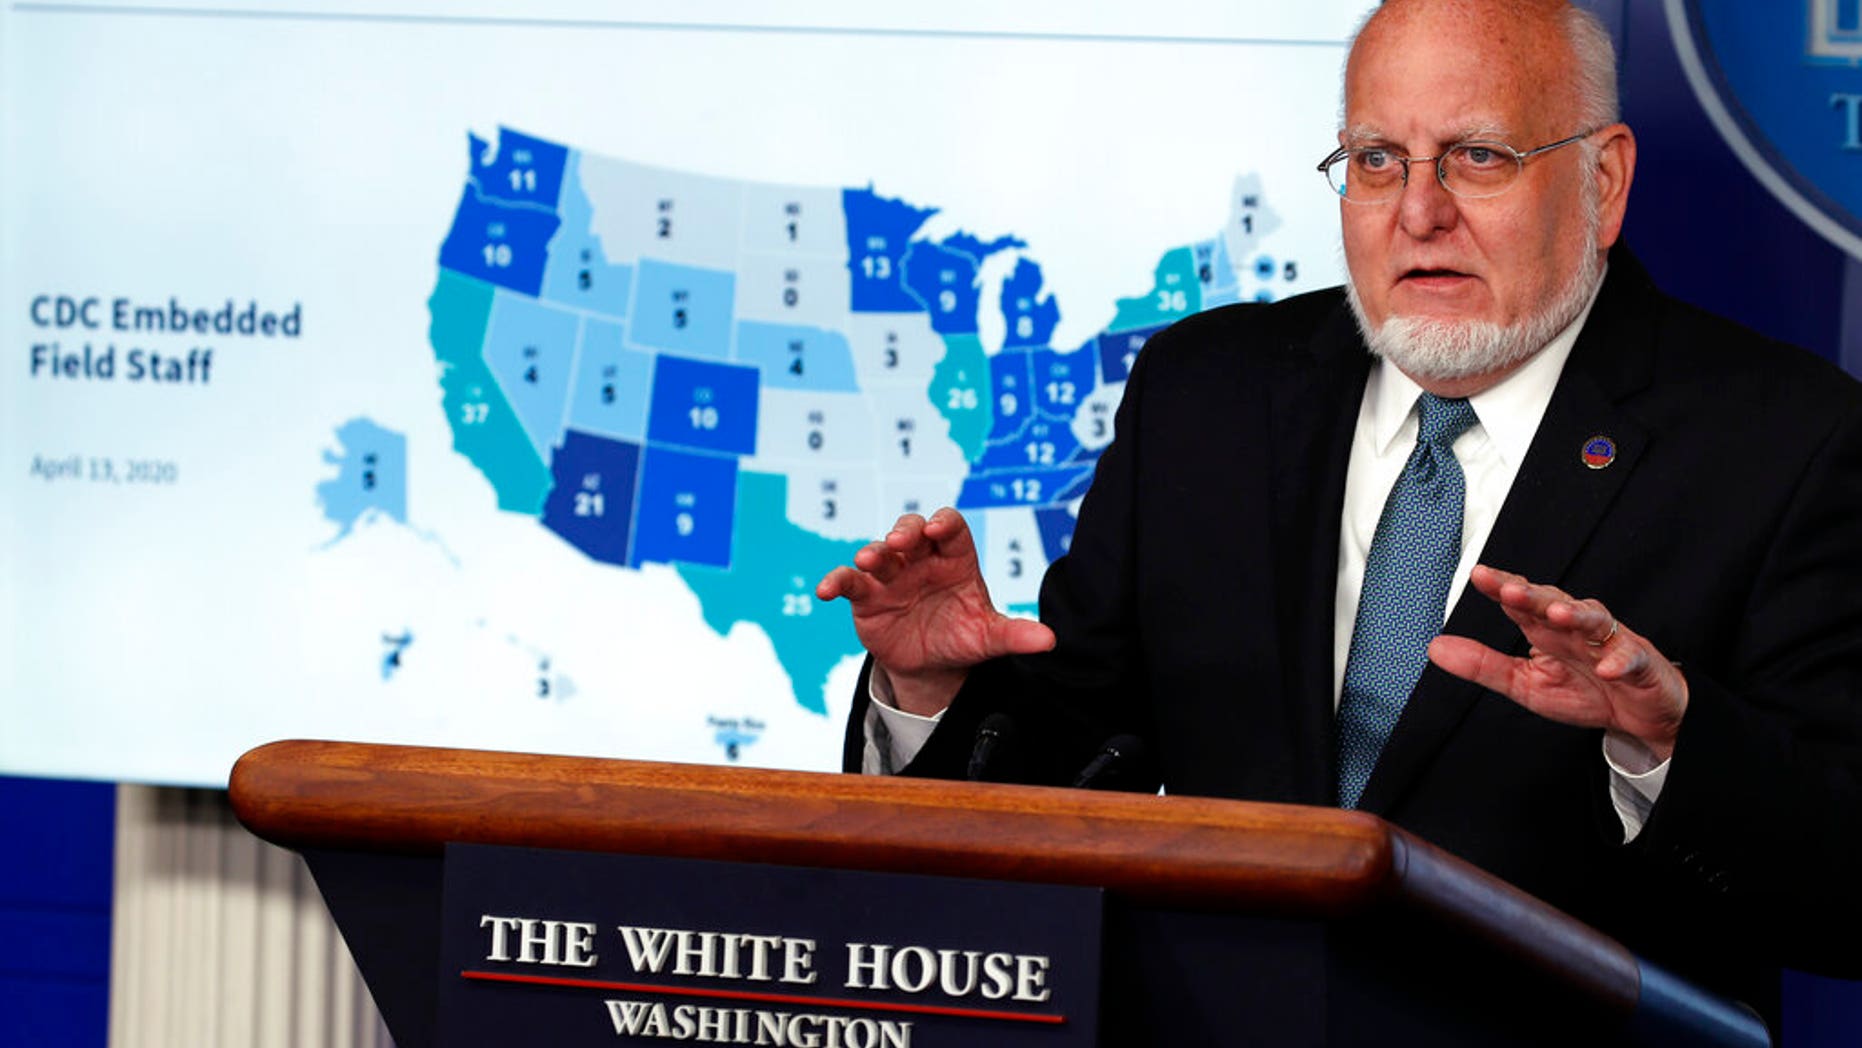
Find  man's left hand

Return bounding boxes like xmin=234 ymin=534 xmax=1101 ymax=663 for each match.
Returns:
xmin=1429 ymin=565 xmax=1688 ymax=762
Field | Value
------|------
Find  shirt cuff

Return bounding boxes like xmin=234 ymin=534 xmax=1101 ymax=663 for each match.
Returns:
xmin=1602 ymin=731 xmax=1671 ymax=842
xmin=860 ymin=666 xmax=944 ymax=775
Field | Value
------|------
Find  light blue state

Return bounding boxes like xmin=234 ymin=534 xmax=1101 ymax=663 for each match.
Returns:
xmin=1195 ymin=235 xmax=1241 ymax=308
xmin=540 ymin=151 xmax=633 ymax=319
xmin=734 ymin=320 xmax=858 ymax=393
xmin=483 ymin=291 xmax=581 ymax=459
xmin=629 ymin=258 xmax=735 ymax=360
xmin=317 ymin=417 xmax=407 ymax=543
xmin=567 ymin=318 xmax=654 ymax=442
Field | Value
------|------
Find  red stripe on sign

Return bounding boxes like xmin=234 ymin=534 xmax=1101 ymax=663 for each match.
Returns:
xmin=459 ymin=970 xmax=1067 ymax=1025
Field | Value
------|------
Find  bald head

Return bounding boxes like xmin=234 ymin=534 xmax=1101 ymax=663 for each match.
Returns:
xmin=1346 ymin=0 xmax=1619 ymax=133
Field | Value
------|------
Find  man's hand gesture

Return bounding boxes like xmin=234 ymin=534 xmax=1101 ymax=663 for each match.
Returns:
xmin=816 ymin=508 xmax=1055 ymax=716
xmin=1429 ymin=565 xmax=1688 ymax=762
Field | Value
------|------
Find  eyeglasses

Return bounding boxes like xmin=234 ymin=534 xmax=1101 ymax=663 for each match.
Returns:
xmin=1316 ymin=130 xmax=1598 ymax=203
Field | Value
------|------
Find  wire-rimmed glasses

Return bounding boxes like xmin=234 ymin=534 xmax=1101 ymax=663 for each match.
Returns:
xmin=1317 ymin=130 xmax=1598 ymax=203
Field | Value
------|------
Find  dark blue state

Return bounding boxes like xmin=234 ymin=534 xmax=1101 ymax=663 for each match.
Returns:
xmin=1095 ymin=323 xmax=1164 ymax=384
xmin=1000 ymin=258 xmax=1060 ymax=349
xmin=957 ymin=465 xmax=1094 ymax=510
xmin=469 ymin=127 xmax=569 ymax=210
xmin=842 ymin=188 xmax=938 ymax=312
xmin=540 ymin=430 xmax=642 ymax=567
xmin=1031 ymin=345 xmax=1097 ymax=421
xmin=1035 ymin=507 xmax=1077 ymax=562
xmin=974 ymin=417 xmax=1081 ymax=474
xmin=942 ymin=231 xmax=1025 ymax=260
xmin=987 ymin=348 xmax=1036 ymax=443
xmin=437 ymin=184 xmax=560 ymax=298
xmin=902 ymin=240 xmax=984 ymax=335
xmin=645 ymin=354 xmax=759 ymax=457
xmin=631 ymin=446 xmax=738 ymax=569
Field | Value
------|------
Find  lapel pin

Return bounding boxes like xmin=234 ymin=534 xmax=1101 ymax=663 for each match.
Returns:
xmin=1581 ymin=435 xmax=1616 ymax=470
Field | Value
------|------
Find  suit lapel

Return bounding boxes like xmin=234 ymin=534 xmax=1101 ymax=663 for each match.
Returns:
xmin=1265 ymin=303 xmax=1370 ymax=805
xmin=1353 ymin=252 xmax=1661 ymax=815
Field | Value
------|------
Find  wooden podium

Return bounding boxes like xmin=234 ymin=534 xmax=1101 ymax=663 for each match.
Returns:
xmin=229 ymin=740 xmax=1767 ymax=1047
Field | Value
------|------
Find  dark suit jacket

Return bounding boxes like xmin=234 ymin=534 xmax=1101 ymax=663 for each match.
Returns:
xmin=843 ymin=247 xmax=1862 ymax=1006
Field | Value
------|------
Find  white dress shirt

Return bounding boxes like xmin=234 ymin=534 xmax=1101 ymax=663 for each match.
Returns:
xmin=869 ymin=276 xmax=1669 ymax=838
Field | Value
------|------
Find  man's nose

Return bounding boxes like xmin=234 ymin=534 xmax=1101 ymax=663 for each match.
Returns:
xmin=1396 ymin=160 xmax=1460 ymax=238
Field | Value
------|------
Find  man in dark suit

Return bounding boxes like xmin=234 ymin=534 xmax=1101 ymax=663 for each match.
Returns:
xmin=816 ymin=0 xmax=1862 ymax=1011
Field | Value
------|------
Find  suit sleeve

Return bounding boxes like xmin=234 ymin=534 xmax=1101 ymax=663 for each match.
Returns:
xmin=1629 ymin=396 xmax=1862 ymax=976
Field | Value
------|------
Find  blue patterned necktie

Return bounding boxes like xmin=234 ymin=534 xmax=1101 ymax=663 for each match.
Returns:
xmin=1335 ymin=392 xmax=1479 ymax=809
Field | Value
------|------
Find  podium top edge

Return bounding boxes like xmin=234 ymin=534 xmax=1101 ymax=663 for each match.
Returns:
xmin=230 ymin=738 xmax=1391 ymax=907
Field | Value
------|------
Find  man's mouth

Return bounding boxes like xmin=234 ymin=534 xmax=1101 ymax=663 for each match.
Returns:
xmin=1396 ymin=268 xmax=1479 ymax=294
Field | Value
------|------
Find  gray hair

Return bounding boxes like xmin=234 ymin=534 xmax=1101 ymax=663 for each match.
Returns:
xmin=1564 ymin=3 xmax=1621 ymax=130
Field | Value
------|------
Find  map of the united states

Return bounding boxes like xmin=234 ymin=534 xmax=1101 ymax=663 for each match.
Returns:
xmin=420 ymin=126 xmax=1293 ymax=715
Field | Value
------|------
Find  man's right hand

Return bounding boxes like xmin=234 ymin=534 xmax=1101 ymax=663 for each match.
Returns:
xmin=816 ymin=507 xmax=1056 ymax=717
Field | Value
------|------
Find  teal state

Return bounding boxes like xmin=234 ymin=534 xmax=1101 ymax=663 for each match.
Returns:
xmin=428 ymin=269 xmax=552 ymax=514
xmin=676 ymin=472 xmax=865 ymax=715
xmin=928 ymin=333 xmax=992 ymax=462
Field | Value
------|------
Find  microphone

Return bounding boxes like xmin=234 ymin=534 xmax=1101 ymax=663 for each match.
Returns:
xmin=1071 ymin=734 xmax=1149 ymax=790
xmin=966 ymin=713 xmax=1016 ymax=781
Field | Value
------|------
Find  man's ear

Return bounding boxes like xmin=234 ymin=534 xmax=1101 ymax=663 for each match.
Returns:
xmin=1592 ymin=123 xmax=1637 ymax=250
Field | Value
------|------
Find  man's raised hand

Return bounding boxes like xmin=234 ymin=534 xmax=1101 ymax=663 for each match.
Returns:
xmin=1428 ymin=565 xmax=1688 ymax=762
xmin=816 ymin=508 xmax=1055 ymax=716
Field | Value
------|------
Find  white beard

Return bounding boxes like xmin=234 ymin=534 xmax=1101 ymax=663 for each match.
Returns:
xmin=1345 ymin=199 xmax=1605 ymax=384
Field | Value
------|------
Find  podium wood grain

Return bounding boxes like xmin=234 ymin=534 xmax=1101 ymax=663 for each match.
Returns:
xmin=230 ymin=738 xmax=1639 ymax=1017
